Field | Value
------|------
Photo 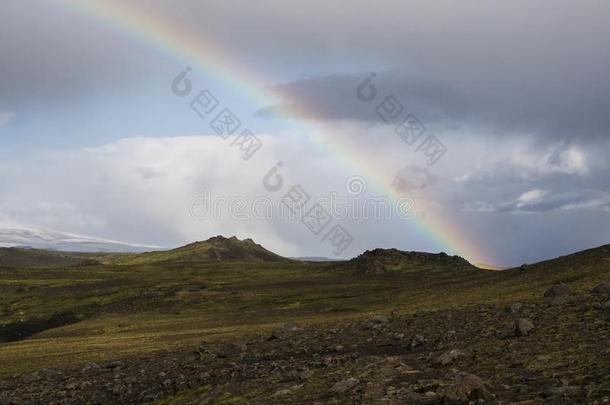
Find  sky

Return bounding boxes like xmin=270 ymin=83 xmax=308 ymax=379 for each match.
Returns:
xmin=1 ymin=0 xmax=609 ymax=267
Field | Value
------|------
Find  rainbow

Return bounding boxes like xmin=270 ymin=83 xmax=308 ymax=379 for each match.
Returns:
xmin=54 ymin=0 xmax=494 ymax=265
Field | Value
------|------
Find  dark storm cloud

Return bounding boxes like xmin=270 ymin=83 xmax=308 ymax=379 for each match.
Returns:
xmin=4 ymin=0 xmax=609 ymax=133
xmin=263 ymin=66 xmax=610 ymax=140
xmin=245 ymin=0 xmax=610 ymax=141
xmin=0 ymin=0 xmax=165 ymax=104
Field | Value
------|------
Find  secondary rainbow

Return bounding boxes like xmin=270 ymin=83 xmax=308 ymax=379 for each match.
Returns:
xmin=55 ymin=0 xmax=493 ymax=264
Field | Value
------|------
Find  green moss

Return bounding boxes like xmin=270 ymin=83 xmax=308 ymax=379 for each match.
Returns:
xmin=1 ymin=244 xmax=609 ymax=377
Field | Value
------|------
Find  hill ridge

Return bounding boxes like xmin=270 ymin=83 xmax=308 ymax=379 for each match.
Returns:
xmin=121 ymin=235 xmax=288 ymax=264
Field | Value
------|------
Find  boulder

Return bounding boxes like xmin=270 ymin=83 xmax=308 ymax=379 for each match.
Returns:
xmin=507 ymin=303 xmax=523 ymax=315
xmin=544 ymin=284 xmax=572 ymax=299
xmin=80 ymin=362 xmax=101 ymax=374
xmin=514 ymin=318 xmax=535 ymax=337
xmin=217 ymin=341 xmax=247 ymax=358
xmin=364 ymin=315 xmax=389 ymax=330
xmin=330 ymin=377 xmax=359 ymax=394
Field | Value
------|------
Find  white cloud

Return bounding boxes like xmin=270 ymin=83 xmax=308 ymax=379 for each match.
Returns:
xmin=510 ymin=144 xmax=589 ymax=176
xmin=456 ymin=141 xmax=591 ymax=185
xmin=1 ymin=128 xmax=609 ymax=265
xmin=0 ymin=134 xmax=413 ymax=258
xmin=516 ymin=189 xmax=549 ymax=207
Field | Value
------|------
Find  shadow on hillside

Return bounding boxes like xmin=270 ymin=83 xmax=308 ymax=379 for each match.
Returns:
xmin=0 ymin=312 xmax=80 ymax=343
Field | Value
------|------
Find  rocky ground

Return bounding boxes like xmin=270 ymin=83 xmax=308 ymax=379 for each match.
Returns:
xmin=1 ymin=283 xmax=610 ymax=404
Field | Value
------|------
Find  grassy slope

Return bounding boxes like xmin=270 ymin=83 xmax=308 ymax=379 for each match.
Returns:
xmin=0 ymin=247 xmax=100 ymax=267
xmin=0 ymin=244 xmax=609 ymax=377
xmin=0 ymin=247 xmax=139 ymax=267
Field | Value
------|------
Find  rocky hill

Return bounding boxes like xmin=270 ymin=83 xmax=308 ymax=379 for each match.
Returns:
xmin=120 ymin=236 xmax=288 ymax=264
xmin=348 ymin=248 xmax=474 ymax=275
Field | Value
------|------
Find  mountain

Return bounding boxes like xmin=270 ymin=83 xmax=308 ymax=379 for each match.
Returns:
xmin=0 ymin=228 xmax=161 ymax=253
xmin=121 ymin=235 xmax=289 ymax=264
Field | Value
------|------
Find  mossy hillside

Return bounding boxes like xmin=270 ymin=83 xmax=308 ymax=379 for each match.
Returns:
xmin=0 ymin=242 xmax=609 ymax=378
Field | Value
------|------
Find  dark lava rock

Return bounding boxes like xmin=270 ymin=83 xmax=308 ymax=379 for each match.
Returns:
xmin=351 ymin=248 xmax=472 ymax=274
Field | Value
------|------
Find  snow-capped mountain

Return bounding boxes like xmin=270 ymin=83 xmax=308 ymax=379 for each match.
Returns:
xmin=0 ymin=228 xmax=162 ymax=252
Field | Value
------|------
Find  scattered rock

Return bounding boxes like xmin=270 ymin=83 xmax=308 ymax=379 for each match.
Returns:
xmin=544 ymin=284 xmax=572 ymax=299
xmin=269 ymin=329 xmax=284 ymax=340
xmin=330 ymin=377 xmax=359 ymax=394
xmin=410 ymin=334 xmax=427 ymax=349
xmin=364 ymin=315 xmax=389 ymax=330
xmin=282 ymin=368 xmax=312 ymax=382
xmin=104 ymin=361 xmax=125 ymax=370
xmin=514 ymin=318 xmax=535 ymax=337
xmin=520 ymin=264 xmax=529 ymax=271
xmin=370 ymin=315 xmax=388 ymax=324
xmin=217 ymin=341 xmax=247 ymax=358
xmin=507 ymin=303 xmax=523 ymax=315
xmin=80 ymin=362 xmax=101 ymax=374
xmin=434 ymin=349 xmax=466 ymax=366
xmin=436 ymin=372 xmax=493 ymax=402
